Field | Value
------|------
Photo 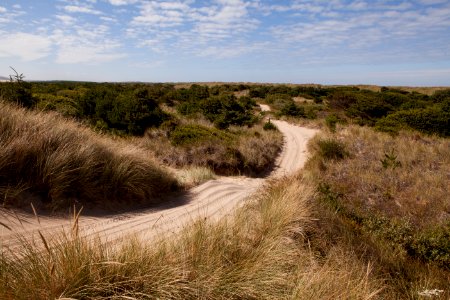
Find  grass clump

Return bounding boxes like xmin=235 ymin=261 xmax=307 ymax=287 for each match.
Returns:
xmin=316 ymin=138 xmax=348 ymax=160
xmin=0 ymin=176 xmax=384 ymax=299
xmin=176 ymin=166 xmax=216 ymax=187
xmin=0 ymin=101 xmax=179 ymax=210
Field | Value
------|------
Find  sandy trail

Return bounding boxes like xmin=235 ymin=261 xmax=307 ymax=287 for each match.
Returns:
xmin=0 ymin=107 xmax=317 ymax=249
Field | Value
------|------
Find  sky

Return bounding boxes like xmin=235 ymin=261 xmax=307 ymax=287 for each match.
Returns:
xmin=0 ymin=0 xmax=449 ymax=86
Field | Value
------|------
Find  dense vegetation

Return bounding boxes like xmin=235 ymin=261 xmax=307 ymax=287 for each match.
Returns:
xmin=1 ymin=77 xmax=449 ymax=138
xmin=252 ymin=84 xmax=450 ymax=136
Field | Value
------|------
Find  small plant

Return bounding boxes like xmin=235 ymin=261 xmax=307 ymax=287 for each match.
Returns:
xmin=317 ymin=183 xmax=343 ymax=212
xmin=380 ymin=148 xmax=402 ymax=169
xmin=317 ymin=138 xmax=348 ymax=160
xmin=325 ymin=114 xmax=339 ymax=132
xmin=263 ymin=120 xmax=277 ymax=131
xmin=0 ymin=67 xmax=35 ymax=107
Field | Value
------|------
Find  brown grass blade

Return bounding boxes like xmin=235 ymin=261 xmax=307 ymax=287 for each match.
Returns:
xmin=30 ymin=202 xmax=40 ymax=225
xmin=38 ymin=230 xmax=51 ymax=255
xmin=0 ymin=221 xmax=12 ymax=231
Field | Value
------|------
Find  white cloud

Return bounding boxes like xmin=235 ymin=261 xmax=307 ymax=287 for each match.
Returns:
xmin=419 ymin=0 xmax=448 ymax=4
xmin=198 ymin=42 xmax=268 ymax=59
xmin=100 ymin=16 xmax=117 ymax=22
xmin=56 ymin=14 xmax=76 ymax=25
xmin=132 ymin=1 xmax=190 ymax=27
xmin=0 ymin=32 xmax=52 ymax=61
xmin=52 ymin=26 xmax=125 ymax=64
xmin=108 ymin=0 xmax=138 ymax=5
xmin=0 ymin=6 xmax=7 ymax=13
xmin=64 ymin=5 xmax=102 ymax=15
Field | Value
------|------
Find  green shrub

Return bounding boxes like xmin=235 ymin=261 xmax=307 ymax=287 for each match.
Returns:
xmin=327 ymin=91 xmax=357 ymax=109
xmin=377 ymin=107 xmax=450 ymax=137
xmin=279 ymin=102 xmax=305 ymax=117
xmin=374 ymin=117 xmax=402 ymax=135
xmin=169 ymin=124 xmax=231 ymax=146
xmin=199 ymin=94 xmax=255 ymax=129
xmin=177 ymin=100 xmax=201 ymax=115
xmin=431 ymin=88 xmax=450 ymax=103
xmin=325 ymin=114 xmax=339 ymax=132
xmin=408 ymin=223 xmax=450 ymax=268
xmin=263 ymin=121 xmax=277 ymax=131
xmin=380 ymin=149 xmax=402 ymax=169
xmin=317 ymin=139 xmax=348 ymax=160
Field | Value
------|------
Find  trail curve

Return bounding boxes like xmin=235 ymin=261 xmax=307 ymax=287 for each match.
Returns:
xmin=0 ymin=109 xmax=318 ymax=249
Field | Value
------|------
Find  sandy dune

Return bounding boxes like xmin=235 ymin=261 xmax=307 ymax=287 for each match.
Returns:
xmin=0 ymin=110 xmax=318 ymax=249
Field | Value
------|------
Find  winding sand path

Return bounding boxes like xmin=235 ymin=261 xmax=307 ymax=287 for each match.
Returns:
xmin=0 ymin=107 xmax=318 ymax=250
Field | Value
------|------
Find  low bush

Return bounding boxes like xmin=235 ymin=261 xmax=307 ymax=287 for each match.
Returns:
xmin=201 ymin=94 xmax=256 ymax=129
xmin=317 ymin=139 xmax=348 ymax=160
xmin=169 ymin=124 xmax=231 ymax=146
xmin=376 ymin=106 xmax=450 ymax=137
xmin=280 ymin=102 xmax=305 ymax=117
xmin=263 ymin=121 xmax=277 ymax=131
xmin=325 ymin=114 xmax=339 ymax=132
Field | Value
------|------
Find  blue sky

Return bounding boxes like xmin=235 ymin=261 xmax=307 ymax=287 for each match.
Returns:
xmin=0 ymin=0 xmax=449 ymax=85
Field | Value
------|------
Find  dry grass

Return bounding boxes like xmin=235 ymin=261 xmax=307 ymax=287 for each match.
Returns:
xmin=0 ymin=175 xmax=384 ymax=299
xmin=304 ymin=125 xmax=450 ymax=297
xmin=309 ymin=125 xmax=450 ymax=227
xmin=140 ymin=123 xmax=283 ymax=177
xmin=0 ymin=101 xmax=179 ymax=210
xmin=176 ymin=166 xmax=216 ymax=187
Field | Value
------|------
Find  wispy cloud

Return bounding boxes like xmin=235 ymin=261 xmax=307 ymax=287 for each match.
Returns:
xmin=52 ymin=25 xmax=125 ymax=64
xmin=130 ymin=0 xmax=260 ymax=57
xmin=107 ymin=0 xmax=138 ymax=6
xmin=132 ymin=1 xmax=190 ymax=27
xmin=56 ymin=14 xmax=76 ymax=25
xmin=0 ymin=32 xmax=51 ymax=61
xmin=63 ymin=4 xmax=102 ymax=15
xmin=0 ymin=0 xmax=449 ymax=84
xmin=269 ymin=0 xmax=450 ymax=64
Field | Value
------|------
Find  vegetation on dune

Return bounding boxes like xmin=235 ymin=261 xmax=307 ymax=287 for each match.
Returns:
xmin=141 ymin=123 xmax=282 ymax=176
xmin=0 ymin=176 xmax=384 ymax=300
xmin=0 ymin=101 xmax=178 ymax=210
xmin=0 ymin=76 xmax=284 ymax=195
xmin=244 ymin=82 xmax=450 ymax=137
xmin=1 ymin=75 xmax=449 ymax=298
xmin=305 ymin=125 xmax=450 ymax=297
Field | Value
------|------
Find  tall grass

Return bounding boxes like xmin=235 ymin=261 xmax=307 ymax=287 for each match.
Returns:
xmin=0 ymin=176 xmax=383 ymax=299
xmin=0 ymin=101 xmax=178 ymax=209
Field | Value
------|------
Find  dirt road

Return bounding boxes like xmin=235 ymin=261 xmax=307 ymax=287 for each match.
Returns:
xmin=0 ymin=112 xmax=318 ymax=249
